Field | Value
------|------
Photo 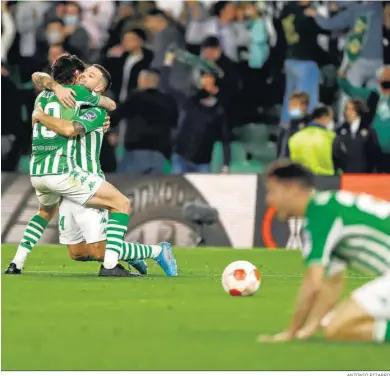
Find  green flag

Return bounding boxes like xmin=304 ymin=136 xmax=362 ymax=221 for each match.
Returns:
xmin=340 ymin=13 xmax=371 ymax=73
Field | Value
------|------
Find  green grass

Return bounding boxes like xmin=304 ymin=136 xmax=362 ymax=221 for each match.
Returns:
xmin=2 ymin=245 xmax=389 ymax=371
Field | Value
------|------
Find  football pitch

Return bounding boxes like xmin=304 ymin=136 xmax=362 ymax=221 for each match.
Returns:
xmin=2 ymin=245 xmax=389 ymax=371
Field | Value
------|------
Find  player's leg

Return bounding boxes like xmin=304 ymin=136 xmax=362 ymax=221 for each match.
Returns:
xmin=5 ymin=177 xmax=60 ymax=274
xmin=85 ymin=180 xmax=131 ymax=271
xmin=322 ymin=273 xmax=390 ymax=343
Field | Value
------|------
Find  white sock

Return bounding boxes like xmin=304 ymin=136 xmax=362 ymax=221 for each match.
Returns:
xmin=373 ymin=319 xmax=387 ymax=343
xmin=103 ymin=249 xmax=119 ymax=269
xmin=151 ymin=245 xmax=162 ymax=258
xmin=12 ymin=247 xmax=30 ymax=270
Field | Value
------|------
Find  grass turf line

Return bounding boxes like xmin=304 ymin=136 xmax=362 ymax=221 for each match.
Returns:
xmin=2 ymin=244 xmax=389 ymax=371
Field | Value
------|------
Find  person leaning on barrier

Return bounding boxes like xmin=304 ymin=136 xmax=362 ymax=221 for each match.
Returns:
xmin=288 ymin=104 xmax=336 ymax=176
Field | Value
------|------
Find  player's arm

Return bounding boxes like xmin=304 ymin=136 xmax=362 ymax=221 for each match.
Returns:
xmin=32 ymin=106 xmax=109 ymax=137
xmin=31 ymin=72 xmax=76 ymax=108
xmin=74 ymin=85 xmax=116 ymax=111
xmin=296 ymin=266 xmax=345 ymax=339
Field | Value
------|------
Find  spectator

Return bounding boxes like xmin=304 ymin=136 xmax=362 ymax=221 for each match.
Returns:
xmin=162 ymin=52 xmax=230 ymax=173
xmin=104 ymin=1 xmax=146 ymax=55
xmin=288 ymin=104 xmax=336 ymax=176
xmin=1 ymin=1 xmax=16 ymax=64
xmin=200 ymin=36 xmax=239 ymax=126
xmin=62 ymin=1 xmax=90 ymax=60
xmin=186 ymin=1 xmax=249 ymax=62
xmin=43 ymin=44 xmax=67 ymax=74
xmin=384 ymin=2 xmax=390 ymax=65
xmin=2 ymin=67 xmax=24 ymax=172
xmin=105 ymin=28 xmax=153 ymax=103
xmin=306 ymin=2 xmax=384 ymax=120
xmin=277 ymin=92 xmax=310 ymax=158
xmin=77 ymin=1 xmax=116 ymax=59
xmin=280 ymin=1 xmax=327 ymax=121
xmin=15 ymin=1 xmax=50 ymax=59
xmin=338 ymin=67 xmax=390 ymax=173
xmin=333 ymin=99 xmax=377 ymax=173
xmin=112 ymin=69 xmax=178 ymax=174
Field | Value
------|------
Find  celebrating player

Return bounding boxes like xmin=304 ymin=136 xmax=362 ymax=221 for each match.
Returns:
xmin=258 ymin=160 xmax=390 ymax=344
xmin=5 ymin=55 xmax=177 ymax=277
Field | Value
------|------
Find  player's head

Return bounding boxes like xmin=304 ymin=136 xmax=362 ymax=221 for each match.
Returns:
xmin=265 ymin=160 xmax=315 ymax=220
xmin=51 ymin=54 xmax=85 ymax=84
xmin=77 ymin=64 xmax=112 ymax=94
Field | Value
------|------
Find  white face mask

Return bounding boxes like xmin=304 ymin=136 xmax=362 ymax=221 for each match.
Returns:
xmin=46 ymin=31 xmax=62 ymax=45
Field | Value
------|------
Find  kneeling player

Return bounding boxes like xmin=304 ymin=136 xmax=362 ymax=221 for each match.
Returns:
xmin=258 ymin=160 xmax=390 ymax=344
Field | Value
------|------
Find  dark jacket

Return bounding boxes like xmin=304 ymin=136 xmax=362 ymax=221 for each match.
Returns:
xmin=280 ymin=4 xmax=329 ymax=63
xmin=277 ymin=115 xmax=309 ymax=157
xmin=104 ymin=48 xmax=153 ymax=102
xmin=332 ymin=118 xmax=377 ymax=173
xmin=111 ymin=88 xmax=178 ymax=159
xmin=160 ymin=66 xmax=230 ymax=165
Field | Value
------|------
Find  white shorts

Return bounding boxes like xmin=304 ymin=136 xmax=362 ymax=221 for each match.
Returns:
xmin=31 ymin=168 xmax=103 ymax=207
xmin=59 ymin=198 xmax=108 ymax=245
xmin=352 ymin=273 xmax=390 ymax=320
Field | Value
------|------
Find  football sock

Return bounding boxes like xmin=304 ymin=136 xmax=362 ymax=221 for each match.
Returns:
xmin=103 ymin=212 xmax=129 ymax=269
xmin=13 ymin=214 xmax=48 ymax=269
xmin=122 ymin=242 xmax=162 ymax=261
xmin=373 ymin=320 xmax=390 ymax=343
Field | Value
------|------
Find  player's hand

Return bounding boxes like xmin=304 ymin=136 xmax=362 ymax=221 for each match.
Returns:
xmin=54 ymin=85 xmax=76 ymax=108
xmin=296 ymin=326 xmax=316 ymax=340
xmin=32 ymin=105 xmax=44 ymax=125
xmin=257 ymin=331 xmax=294 ymax=343
xmin=103 ymin=115 xmax=111 ymax=133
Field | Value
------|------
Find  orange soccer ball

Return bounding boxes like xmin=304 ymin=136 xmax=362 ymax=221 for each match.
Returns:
xmin=222 ymin=261 xmax=261 ymax=296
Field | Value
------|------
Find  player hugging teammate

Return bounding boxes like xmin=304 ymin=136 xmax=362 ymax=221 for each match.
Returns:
xmin=5 ymin=54 xmax=177 ymax=278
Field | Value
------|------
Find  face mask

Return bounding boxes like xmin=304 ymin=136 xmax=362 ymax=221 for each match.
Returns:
xmin=380 ymin=81 xmax=390 ymax=90
xmin=63 ymin=15 xmax=79 ymax=26
xmin=46 ymin=31 xmax=62 ymax=45
xmin=289 ymin=108 xmax=303 ymax=119
xmin=327 ymin=120 xmax=335 ymax=131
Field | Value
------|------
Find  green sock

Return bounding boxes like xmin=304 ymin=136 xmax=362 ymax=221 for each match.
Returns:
xmin=19 ymin=214 xmax=48 ymax=252
xmin=12 ymin=214 xmax=49 ymax=269
xmin=122 ymin=242 xmax=153 ymax=261
xmin=105 ymin=212 xmax=130 ymax=260
xmin=385 ymin=321 xmax=390 ymax=342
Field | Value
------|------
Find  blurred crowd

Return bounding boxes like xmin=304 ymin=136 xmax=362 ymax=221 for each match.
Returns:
xmin=2 ymin=0 xmax=390 ymax=175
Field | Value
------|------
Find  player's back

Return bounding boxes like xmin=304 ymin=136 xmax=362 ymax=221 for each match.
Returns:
xmin=30 ymin=85 xmax=101 ymax=176
xmin=305 ymin=190 xmax=390 ymax=275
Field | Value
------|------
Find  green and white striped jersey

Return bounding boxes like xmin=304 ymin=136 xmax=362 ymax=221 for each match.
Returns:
xmin=30 ymin=85 xmax=100 ymax=176
xmin=303 ymin=191 xmax=390 ymax=276
xmin=74 ymin=108 xmax=107 ymax=179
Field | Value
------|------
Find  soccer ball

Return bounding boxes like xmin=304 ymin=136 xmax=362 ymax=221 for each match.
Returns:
xmin=222 ymin=261 xmax=261 ymax=296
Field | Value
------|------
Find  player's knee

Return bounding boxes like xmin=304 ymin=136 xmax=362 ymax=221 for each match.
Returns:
xmin=86 ymin=242 xmax=105 ymax=261
xmin=323 ymin=317 xmax=349 ymax=340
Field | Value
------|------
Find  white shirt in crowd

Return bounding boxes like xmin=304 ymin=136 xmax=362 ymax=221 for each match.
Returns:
xmin=77 ymin=1 xmax=115 ymax=49
xmin=119 ymin=54 xmax=143 ymax=103
xmin=15 ymin=1 xmax=50 ymax=57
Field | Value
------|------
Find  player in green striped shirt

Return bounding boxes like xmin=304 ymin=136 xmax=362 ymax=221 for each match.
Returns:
xmin=258 ymin=161 xmax=390 ymax=344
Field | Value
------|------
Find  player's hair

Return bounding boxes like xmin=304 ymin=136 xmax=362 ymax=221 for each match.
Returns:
xmin=92 ymin=64 xmax=112 ymax=91
xmin=290 ymin=91 xmax=310 ymax=107
xmin=267 ymin=160 xmax=315 ymax=189
xmin=51 ymin=54 xmax=85 ymax=84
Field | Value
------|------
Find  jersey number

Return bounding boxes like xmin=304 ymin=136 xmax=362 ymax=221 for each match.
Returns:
xmin=33 ymin=102 xmax=60 ymax=139
xmin=336 ymin=191 xmax=390 ymax=220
